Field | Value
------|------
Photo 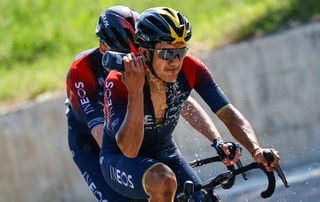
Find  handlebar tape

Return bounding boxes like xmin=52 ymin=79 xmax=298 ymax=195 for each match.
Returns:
xmin=232 ymin=162 xmax=276 ymax=198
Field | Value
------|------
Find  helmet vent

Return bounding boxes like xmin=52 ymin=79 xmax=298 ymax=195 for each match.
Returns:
xmin=163 ymin=8 xmax=175 ymax=17
xmin=148 ymin=16 xmax=167 ymax=32
xmin=138 ymin=23 xmax=156 ymax=37
xmin=161 ymin=14 xmax=184 ymax=37
xmin=110 ymin=27 xmax=128 ymax=50
xmin=125 ymin=16 xmax=135 ymax=28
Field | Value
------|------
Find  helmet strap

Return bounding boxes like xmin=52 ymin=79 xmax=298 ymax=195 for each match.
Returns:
xmin=140 ymin=45 xmax=167 ymax=82
xmin=146 ymin=49 xmax=164 ymax=81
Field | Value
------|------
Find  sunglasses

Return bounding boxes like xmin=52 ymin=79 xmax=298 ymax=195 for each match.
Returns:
xmin=149 ymin=47 xmax=188 ymax=61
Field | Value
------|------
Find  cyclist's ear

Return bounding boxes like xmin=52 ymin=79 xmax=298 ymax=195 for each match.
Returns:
xmin=140 ymin=48 xmax=150 ymax=62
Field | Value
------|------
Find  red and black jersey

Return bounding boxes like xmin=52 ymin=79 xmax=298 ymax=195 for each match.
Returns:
xmin=66 ymin=48 xmax=108 ymax=131
xmin=103 ymin=54 xmax=231 ymax=154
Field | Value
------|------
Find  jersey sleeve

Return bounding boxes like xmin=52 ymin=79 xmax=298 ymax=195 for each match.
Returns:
xmin=66 ymin=58 xmax=104 ymax=130
xmin=104 ymin=70 xmax=128 ymax=136
xmin=182 ymin=55 xmax=231 ymax=115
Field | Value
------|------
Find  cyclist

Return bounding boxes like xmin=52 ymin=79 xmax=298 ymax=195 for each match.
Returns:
xmin=100 ymin=7 xmax=281 ymax=202
xmin=66 ymin=5 xmax=234 ymax=202
xmin=66 ymin=5 xmax=140 ymax=201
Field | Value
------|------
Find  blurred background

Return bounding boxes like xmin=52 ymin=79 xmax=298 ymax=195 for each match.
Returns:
xmin=0 ymin=0 xmax=320 ymax=201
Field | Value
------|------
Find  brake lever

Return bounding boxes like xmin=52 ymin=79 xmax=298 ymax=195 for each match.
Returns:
xmin=263 ymin=150 xmax=290 ymax=188
xmin=225 ymin=142 xmax=247 ymax=180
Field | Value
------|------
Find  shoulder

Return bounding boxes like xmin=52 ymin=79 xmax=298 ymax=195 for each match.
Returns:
xmin=70 ymin=48 xmax=98 ymax=71
xmin=67 ymin=48 xmax=98 ymax=80
xmin=181 ymin=54 xmax=209 ymax=76
xmin=182 ymin=54 xmax=206 ymax=68
xmin=180 ymin=54 xmax=208 ymax=86
xmin=73 ymin=48 xmax=97 ymax=61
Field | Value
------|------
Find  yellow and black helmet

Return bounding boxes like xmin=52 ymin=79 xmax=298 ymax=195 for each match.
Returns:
xmin=135 ymin=7 xmax=192 ymax=47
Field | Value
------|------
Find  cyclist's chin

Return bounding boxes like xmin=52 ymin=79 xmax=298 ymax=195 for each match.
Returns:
xmin=159 ymin=72 xmax=179 ymax=83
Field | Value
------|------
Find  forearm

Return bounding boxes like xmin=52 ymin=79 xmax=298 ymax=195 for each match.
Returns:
xmin=116 ymin=91 xmax=144 ymax=158
xmin=181 ymin=97 xmax=222 ymax=142
xmin=218 ymin=105 xmax=260 ymax=153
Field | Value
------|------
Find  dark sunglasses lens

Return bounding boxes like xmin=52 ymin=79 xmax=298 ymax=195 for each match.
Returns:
xmin=158 ymin=48 xmax=188 ymax=60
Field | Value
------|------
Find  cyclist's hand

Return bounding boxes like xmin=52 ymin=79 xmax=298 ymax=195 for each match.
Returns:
xmin=122 ymin=53 xmax=145 ymax=93
xmin=212 ymin=139 xmax=242 ymax=166
xmin=252 ymin=148 xmax=281 ymax=172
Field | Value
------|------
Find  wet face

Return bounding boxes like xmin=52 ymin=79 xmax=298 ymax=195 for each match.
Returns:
xmin=151 ymin=42 xmax=188 ymax=83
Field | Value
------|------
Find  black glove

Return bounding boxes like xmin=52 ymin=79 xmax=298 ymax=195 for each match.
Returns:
xmin=212 ymin=139 xmax=242 ymax=160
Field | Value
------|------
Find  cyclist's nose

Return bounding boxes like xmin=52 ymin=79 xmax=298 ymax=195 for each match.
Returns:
xmin=167 ymin=55 xmax=181 ymax=65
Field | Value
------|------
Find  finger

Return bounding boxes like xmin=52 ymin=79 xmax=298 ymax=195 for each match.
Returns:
xmin=126 ymin=53 xmax=135 ymax=68
xmin=138 ymin=56 xmax=146 ymax=72
xmin=121 ymin=72 xmax=125 ymax=83
xmin=223 ymin=158 xmax=233 ymax=166
xmin=259 ymin=155 xmax=269 ymax=167
xmin=131 ymin=54 xmax=139 ymax=67
xmin=270 ymin=149 xmax=281 ymax=168
xmin=265 ymin=166 xmax=274 ymax=172
xmin=141 ymin=56 xmax=148 ymax=72
xmin=123 ymin=56 xmax=130 ymax=73
xmin=222 ymin=144 xmax=230 ymax=155
xmin=127 ymin=53 xmax=133 ymax=60
xmin=137 ymin=56 xmax=144 ymax=66
xmin=233 ymin=149 xmax=242 ymax=163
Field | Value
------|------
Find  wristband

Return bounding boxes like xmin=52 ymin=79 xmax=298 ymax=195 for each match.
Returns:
xmin=212 ymin=138 xmax=223 ymax=146
xmin=211 ymin=138 xmax=224 ymax=149
xmin=251 ymin=147 xmax=261 ymax=157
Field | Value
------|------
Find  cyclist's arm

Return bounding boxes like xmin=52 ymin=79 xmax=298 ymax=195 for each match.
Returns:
xmin=116 ymin=90 xmax=144 ymax=158
xmin=183 ymin=55 xmax=259 ymax=152
xmin=115 ymin=55 xmax=145 ymax=158
xmin=184 ymin=55 xmax=280 ymax=169
xmin=217 ymin=104 xmax=261 ymax=153
xmin=181 ymin=96 xmax=222 ymax=142
xmin=217 ymin=105 xmax=281 ymax=171
xmin=67 ymin=62 xmax=104 ymax=146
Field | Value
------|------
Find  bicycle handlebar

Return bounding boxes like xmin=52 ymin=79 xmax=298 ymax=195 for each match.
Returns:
xmin=189 ymin=156 xmax=247 ymax=189
xmin=263 ymin=150 xmax=290 ymax=188
xmin=189 ymin=156 xmax=222 ymax=168
xmin=232 ymin=161 xmax=276 ymax=198
xmin=194 ymin=171 xmax=233 ymax=192
xmin=187 ymin=150 xmax=289 ymax=199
